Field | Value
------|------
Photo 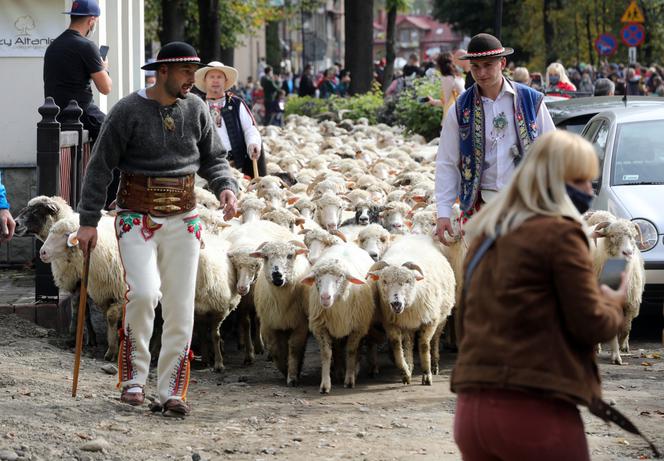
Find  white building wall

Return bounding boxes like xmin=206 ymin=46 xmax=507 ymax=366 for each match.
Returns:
xmin=0 ymin=0 xmax=144 ymax=167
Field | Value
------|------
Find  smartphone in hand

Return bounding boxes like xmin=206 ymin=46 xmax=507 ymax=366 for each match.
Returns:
xmin=599 ymin=258 xmax=627 ymax=290
xmin=100 ymin=45 xmax=109 ymax=60
xmin=418 ymin=96 xmax=430 ymax=103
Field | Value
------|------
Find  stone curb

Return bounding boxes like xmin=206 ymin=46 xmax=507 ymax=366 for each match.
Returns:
xmin=0 ymin=302 xmax=69 ymax=334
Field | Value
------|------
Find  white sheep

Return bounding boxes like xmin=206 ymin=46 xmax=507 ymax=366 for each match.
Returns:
xmin=250 ymin=240 xmax=311 ymax=386
xmin=356 ymin=224 xmax=392 ymax=261
xmin=380 ymin=201 xmax=411 ymax=234
xmin=589 ymin=217 xmax=646 ymax=365
xmin=367 ymin=235 xmax=456 ymax=385
xmin=237 ymin=196 xmax=267 ymax=223
xmin=301 ymin=243 xmax=376 ymax=393
xmin=39 ymin=215 xmax=125 ymax=361
xmin=14 ymin=195 xmax=74 ymax=241
xmin=301 ymin=228 xmax=346 ymax=264
xmin=314 ymin=192 xmax=346 ymax=231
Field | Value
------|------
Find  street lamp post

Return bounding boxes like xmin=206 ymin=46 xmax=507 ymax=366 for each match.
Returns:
xmin=494 ymin=0 xmax=503 ymax=40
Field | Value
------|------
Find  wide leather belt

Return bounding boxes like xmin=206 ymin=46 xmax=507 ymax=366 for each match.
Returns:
xmin=116 ymin=172 xmax=196 ymax=217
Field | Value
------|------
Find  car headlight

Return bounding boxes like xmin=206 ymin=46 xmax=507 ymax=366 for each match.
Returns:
xmin=632 ymin=219 xmax=658 ymax=252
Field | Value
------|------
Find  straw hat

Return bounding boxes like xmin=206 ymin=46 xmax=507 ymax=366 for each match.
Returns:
xmin=194 ymin=61 xmax=239 ymax=93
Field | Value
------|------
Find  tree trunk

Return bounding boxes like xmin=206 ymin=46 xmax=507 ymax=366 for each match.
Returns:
xmin=345 ymin=0 xmax=374 ymax=95
xmin=160 ymin=0 xmax=186 ymax=44
xmin=198 ymin=0 xmax=221 ymax=63
xmin=585 ymin=12 xmax=594 ymax=68
xmin=382 ymin=5 xmax=398 ymax=92
xmin=543 ymin=0 xmax=556 ymax=65
xmin=265 ymin=21 xmax=281 ymax=70
xmin=220 ymin=47 xmax=234 ymax=67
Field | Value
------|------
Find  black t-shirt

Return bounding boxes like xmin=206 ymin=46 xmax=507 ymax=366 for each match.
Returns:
xmin=43 ymin=29 xmax=104 ymax=110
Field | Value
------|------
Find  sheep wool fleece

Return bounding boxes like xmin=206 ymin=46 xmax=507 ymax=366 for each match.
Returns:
xmin=116 ymin=210 xmax=202 ymax=404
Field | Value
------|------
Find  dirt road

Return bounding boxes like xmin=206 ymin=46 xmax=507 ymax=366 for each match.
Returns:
xmin=0 ymin=312 xmax=662 ymax=461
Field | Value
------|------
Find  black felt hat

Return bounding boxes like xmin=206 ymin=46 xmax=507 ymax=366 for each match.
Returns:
xmin=458 ymin=33 xmax=514 ymax=60
xmin=141 ymin=42 xmax=204 ymax=70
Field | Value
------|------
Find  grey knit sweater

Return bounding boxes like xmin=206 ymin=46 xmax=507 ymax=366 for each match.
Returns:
xmin=78 ymin=92 xmax=238 ymax=227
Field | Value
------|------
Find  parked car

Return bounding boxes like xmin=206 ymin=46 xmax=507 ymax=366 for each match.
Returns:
xmin=546 ymin=95 xmax=664 ymax=133
xmin=581 ymin=106 xmax=664 ymax=334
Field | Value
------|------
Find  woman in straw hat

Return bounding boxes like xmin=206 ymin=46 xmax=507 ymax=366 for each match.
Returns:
xmin=195 ymin=61 xmax=265 ymax=178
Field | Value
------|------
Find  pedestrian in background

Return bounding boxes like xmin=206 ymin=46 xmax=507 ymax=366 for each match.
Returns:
xmin=0 ymin=172 xmax=15 ymax=243
xmin=318 ymin=67 xmax=338 ymax=99
xmin=298 ymin=64 xmax=316 ymax=97
xmin=452 ymin=130 xmax=626 ymax=461
xmin=594 ymin=78 xmax=615 ymax=96
xmin=545 ymin=62 xmax=576 ymax=98
xmin=511 ymin=67 xmax=530 ymax=85
xmin=427 ymin=52 xmax=465 ymax=117
xmin=260 ymin=66 xmax=280 ymax=125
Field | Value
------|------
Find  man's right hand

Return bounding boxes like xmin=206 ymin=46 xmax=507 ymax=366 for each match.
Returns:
xmin=76 ymin=226 xmax=98 ymax=258
xmin=435 ymin=217 xmax=455 ymax=246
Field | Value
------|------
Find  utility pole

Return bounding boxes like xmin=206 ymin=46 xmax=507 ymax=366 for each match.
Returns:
xmin=494 ymin=0 xmax=503 ymax=40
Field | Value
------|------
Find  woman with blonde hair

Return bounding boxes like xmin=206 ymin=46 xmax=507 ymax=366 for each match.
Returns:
xmin=452 ymin=130 xmax=626 ymax=461
xmin=545 ymin=61 xmax=576 ymax=98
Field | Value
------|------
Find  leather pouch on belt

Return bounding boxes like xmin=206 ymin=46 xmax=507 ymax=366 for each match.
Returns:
xmin=116 ymin=173 xmax=196 ymax=217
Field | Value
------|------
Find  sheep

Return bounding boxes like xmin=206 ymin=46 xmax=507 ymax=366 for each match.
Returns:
xmin=340 ymin=201 xmax=382 ymax=227
xmin=261 ymin=207 xmax=304 ymax=233
xmin=300 ymin=243 xmax=376 ymax=393
xmin=250 ymin=240 xmax=311 ymax=386
xmin=367 ymin=235 xmax=456 ymax=385
xmin=225 ymin=221 xmax=297 ymax=365
xmin=589 ymin=218 xmax=646 ymax=365
xmin=313 ymin=192 xmax=346 ymax=231
xmin=357 ymin=224 xmax=392 ymax=261
xmin=193 ymin=234 xmax=242 ymax=371
xmin=39 ymin=215 xmax=125 ymax=361
xmin=14 ymin=195 xmax=74 ymax=241
xmin=380 ymin=202 xmax=411 ymax=234
xmin=408 ymin=210 xmax=437 ymax=236
xmin=237 ymin=196 xmax=266 ymax=223
xmin=194 ymin=186 xmax=221 ymax=209
xmin=290 ymin=197 xmax=316 ymax=220
xmin=301 ymin=228 xmax=346 ymax=264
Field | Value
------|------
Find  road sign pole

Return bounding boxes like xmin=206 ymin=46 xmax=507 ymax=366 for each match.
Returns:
xmin=628 ymin=47 xmax=637 ymax=64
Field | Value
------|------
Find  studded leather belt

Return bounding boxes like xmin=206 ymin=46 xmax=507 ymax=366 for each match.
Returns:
xmin=116 ymin=172 xmax=196 ymax=217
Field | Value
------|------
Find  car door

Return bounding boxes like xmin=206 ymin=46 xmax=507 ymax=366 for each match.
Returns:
xmin=582 ymin=118 xmax=611 ymax=206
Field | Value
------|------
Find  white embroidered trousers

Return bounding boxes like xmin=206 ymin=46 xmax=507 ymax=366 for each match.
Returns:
xmin=115 ymin=210 xmax=202 ymax=404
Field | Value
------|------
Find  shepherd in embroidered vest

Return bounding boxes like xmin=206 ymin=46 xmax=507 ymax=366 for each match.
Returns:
xmin=195 ymin=61 xmax=266 ymax=179
xmin=434 ymin=33 xmax=555 ymax=246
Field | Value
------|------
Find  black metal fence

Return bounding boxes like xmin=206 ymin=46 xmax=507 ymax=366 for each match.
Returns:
xmin=35 ymin=97 xmax=92 ymax=300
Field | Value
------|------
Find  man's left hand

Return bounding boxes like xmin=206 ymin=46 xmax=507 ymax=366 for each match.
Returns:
xmin=219 ymin=190 xmax=238 ymax=221
xmin=248 ymin=144 xmax=261 ymax=160
xmin=0 ymin=209 xmax=16 ymax=243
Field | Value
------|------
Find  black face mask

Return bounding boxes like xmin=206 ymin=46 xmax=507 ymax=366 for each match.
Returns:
xmin=565 ymin=184 xmax=594 ymax=214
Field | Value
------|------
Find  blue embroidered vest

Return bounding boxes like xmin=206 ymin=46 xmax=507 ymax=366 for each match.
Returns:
xmin=455 ymin=80 xmax=544 ymax=212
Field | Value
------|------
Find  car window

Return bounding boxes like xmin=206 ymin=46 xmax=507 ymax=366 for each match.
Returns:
xmin=612 ymin=120 xmax=664 ymax=186
xmin=582 ymin=119 xmax=602 ymax=141
xmin=593 ymin=121 xmax=609 ymax=162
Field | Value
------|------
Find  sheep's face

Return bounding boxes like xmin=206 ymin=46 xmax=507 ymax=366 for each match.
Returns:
xmin=386 ymin=190 xmax=406 ymax=203
xmin=368 ymin=264 xmax=424 ymax=314
xmin=250 ymin=241 xmax=308 ymax=287
xmin=229 ymin=252 xmax=263 ymax=296
xmin=316 ymin=202 xmax=342 ymax=231
xmin=305 ymin=238 xmax=329 ymax=264
xmin=301 ymin=262 xmax=364 ymax=308
xmin=296 ymin=204 xmax=315 ymax=220
xmin=597 ymin=220 xmax=640 ymax=261
xmin=14 ymin=197 xmax=62 ymax=240
xmin=355 ymin=204 xmax=372 ymax=225
xmin=410 ymin=213 xmax=436 ymax=236
xmin=260 ymin=188 xmax=286 ymax=209
xmin=381 ymin=207 xmax=408 ymax=234
xmin=40 ymin=230 xmax=73 ymax=263
xmin=357 ymin=226 xmax=390 ymax=261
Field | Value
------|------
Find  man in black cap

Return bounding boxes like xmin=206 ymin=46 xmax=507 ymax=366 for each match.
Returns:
xmin=76 ymin=41 xmax=238 ymax=417
xmin=434 ymin=33 xmax=555 ymax=244
xmin=44 ymin=0 xmax=111 ymax=140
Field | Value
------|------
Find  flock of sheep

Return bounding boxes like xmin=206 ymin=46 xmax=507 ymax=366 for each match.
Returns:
xmin=14 ymin=114 xmax=646 ymax=394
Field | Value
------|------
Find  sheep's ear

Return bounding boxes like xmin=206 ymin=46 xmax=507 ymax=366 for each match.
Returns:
xmin=346 ymin=274 xmax=365 ymax=285
xmin=411 ymin=195 xmax=426 ymax=203
xmin=295 ymin=217 xmax=306 ymax=226
xmin=366 ymin=272 xmax=381 ymax=281
xmin=66 ymin=233 xmax=79 ymax=248
xmin=295 ymin=248 xmax=309 ymax=256
xmin=287 ymin=196 xmax=299 ymax=205
xmin=235 ymin=209 xmax=243 ymax=218
xmin=405 ymin=220 xmax=413 ymax=229
xmin=45 ymin=201 xmax=60 ymax=215
xmin=300 ymin=274 xmax=316 ymax=286
xmin=249 ymin=251 xmax=264 ymax=259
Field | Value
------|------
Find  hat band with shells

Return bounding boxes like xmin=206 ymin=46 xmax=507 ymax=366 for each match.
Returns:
xmin=150 ymin=56 xmax=201 ymax=65
xmin=464 ymin=47 xmax=506 ymax=58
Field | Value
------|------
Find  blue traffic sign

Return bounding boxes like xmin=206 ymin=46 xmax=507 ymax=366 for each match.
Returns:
xmin=594 ymin=33 xmax=618 ymax=56
xmin=621 ymin=23 xmax=645 ymax=47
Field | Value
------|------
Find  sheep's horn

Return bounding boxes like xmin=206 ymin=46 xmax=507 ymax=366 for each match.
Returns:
xmin=402 ymin=262 xmax=424 ymax=277
xmin=330 ymin=229 xmax=347 ymax=242
xmin=633 ymin=223 xmax=645 ymax=248
xmin=367 ymin=260 xmax=389 ymax=273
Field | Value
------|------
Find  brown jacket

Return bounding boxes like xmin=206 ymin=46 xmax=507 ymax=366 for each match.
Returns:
xmin=451 ymin=215 xmax=624 ymax=405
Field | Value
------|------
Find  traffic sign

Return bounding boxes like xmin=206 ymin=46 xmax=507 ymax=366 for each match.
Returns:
xmin=628 ymin=46 xmax=637 ymax=64
xmin=621 ymin=23 xmax=646 ymax=47
xmin=621 ymin=0 xmax=645 ymax=23
xmin=594 ymin=33 xmax=618 ymax=56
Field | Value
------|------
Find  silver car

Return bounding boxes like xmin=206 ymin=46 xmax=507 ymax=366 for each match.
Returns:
xmin=582 ymin=106 xmax=664 ymax=321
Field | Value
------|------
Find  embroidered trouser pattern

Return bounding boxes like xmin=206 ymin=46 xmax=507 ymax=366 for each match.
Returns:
xmin=115 ymin=211 xmax=202 ymax=404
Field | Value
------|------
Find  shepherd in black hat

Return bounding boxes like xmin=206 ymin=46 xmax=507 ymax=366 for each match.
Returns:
xmin=75 ymin=41 xmax=239 ymax=418
xmin=434 ymin=32 xmax=555 ymax=244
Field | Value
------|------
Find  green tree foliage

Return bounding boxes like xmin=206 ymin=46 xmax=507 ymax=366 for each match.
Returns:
xmin=433 ymin=0 xmax=664 ymax=72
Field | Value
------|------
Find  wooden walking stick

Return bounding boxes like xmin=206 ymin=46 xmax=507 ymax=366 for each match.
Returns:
xmin=72 ymin=241 xmax=91 ymax=397
xmin=252 ymin=158 xmax=260 ymax=179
